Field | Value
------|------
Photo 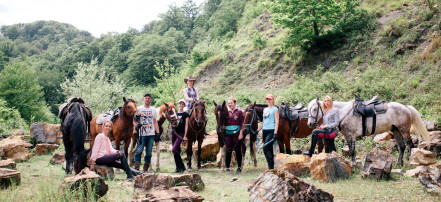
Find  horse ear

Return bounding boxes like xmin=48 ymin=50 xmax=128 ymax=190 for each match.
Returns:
xmin=123 ymin=97 xmax=127 ymax=102
xmin=172 ymin=101 xmax=175 ymax=106
xmin=252 ymin=101 xmax=256 ymax=108
xmin=164 ymin=102 xmax=169 ymax=107
xmin=222 ymin=100 xmax=226 ymax=108
xmin=202 ymin=100 xmax=206 ymax=104
xmin=213 ymin=101 xmax=217 ymax=107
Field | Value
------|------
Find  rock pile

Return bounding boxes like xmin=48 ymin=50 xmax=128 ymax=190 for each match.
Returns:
xmin=362 ymin=149 xmax=394 ymax=180
xmin=30 ymin=122 xmax=63 ymax=144
xmin=0 ymin=136 xmax=33 ymax=162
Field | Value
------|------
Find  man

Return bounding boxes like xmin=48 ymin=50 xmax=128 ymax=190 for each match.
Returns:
xmin=134 ymin=93 xmax=160 ymax=172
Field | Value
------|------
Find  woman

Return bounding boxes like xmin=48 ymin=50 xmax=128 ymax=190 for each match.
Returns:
xmin=256 ymin=94 xmax=279 ymax=169
xmin=90 ymin=120 xmax=141 ymax=179
xmin=225 ymin=96 xmax=244 ymax=174
xmin=303 ymin=95 xmax=339 ymax=156
xmin=171 ymin=99 xmax=188 ymax=173
xmin=182 ymin=76 xmax=199 ymax=111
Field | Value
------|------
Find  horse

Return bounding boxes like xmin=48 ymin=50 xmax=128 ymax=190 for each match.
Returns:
xmin=213 ymin=100 xmax=228 ymax=170
xmin=307 ymin=97 xmax=431 ymax=166
xmin=184 ymin=100 xmax=207 ymax=171
xmin=90 ymin=97 xmax=139 ymax=157
xmin=61 ymin=98 xmax=91 ymax=174
xmin=241 ymin=103 xmax=260 ymax=167
xmin=127 ymin=102 xmax=178 ymax=171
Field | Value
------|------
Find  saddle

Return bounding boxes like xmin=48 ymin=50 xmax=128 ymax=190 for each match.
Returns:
xmin=58 ymin=97 xmax=93 ymax=138
xmin=96 ymin=108 xmax=119 ymax=125
xmin=354 ymin=95 xmax=388 ymax=136
xmin=278 ymin=102 xmax=309 ymax=136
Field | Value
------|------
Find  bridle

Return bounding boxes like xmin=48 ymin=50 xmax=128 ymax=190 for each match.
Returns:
xmin=242 ymin=106 xmax=260 ymax=135
xmin=215 ymin=106 xmax=228 ymax=134
xmin=120 ymin=100 xmax=138 ymax=140
xmin=308 ymin=99 xmax=324 ymax=127
xmin=163 ymin=104 xmax=178 ymax=127
xmin=189 ymin=103 xmax=206 ymax=133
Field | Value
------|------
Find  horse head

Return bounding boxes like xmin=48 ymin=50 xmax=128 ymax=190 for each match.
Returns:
xmin=243 ymin=102 xmax=258 ymax=135
xmin=307 ymin=97 xmax=324 ymax=128
xmin=123 ymin=97 xmax=140 ymax=122
xmin=213 ymin=100 xmax=228 ymax=134
xmin=162 ymin=102 xmax=178 ymax=127
xmin=193 ymin=100 xmax=206 ymax=127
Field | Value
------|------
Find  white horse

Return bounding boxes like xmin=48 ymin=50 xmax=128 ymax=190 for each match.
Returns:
xmin=307 ymin=97 xmax=430 ymax=166
xmin=128 ymin=102 xmax=178 ymax=171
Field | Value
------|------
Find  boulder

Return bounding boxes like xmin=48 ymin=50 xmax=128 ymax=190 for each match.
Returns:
xmin=50 ymin=152 xmax=66 ymax=164
xmin=134 ymin=174 xmax=175 ymax=193
xmin=0 ymin=168 xmax=20 ymax=188
xmin=405 ymin=166 xmax=428 ymax=177
xmin=61 ymin=168 xmax=108 ymax=198
xmin=133 ymin=186 xmax=204 ymax=202
xmin=192 ymin=131 xmax=219 ymax=161
xmin=9 ymin=129 xmax=25 ymax=136
xmin=30 ymin=122 xmax=62 ymax=144
xmin=94 ymin=165 xmax=115 ymax=180
xmin=374 ymin=132 xmax=393 ymax=144
xmin=0 ymin=159 xmax=16 ymax=169
xmin=423 ymin=120 xmax=436 ymax=131
xmin=35 ymin=143 xmax=59 ymax=155
xmin=0 ymin=136 xmax=33 ymax=162
xmin=361 ymin=149 xmax=394 ymax=180
xmin=310 ymin=152 xmax=351 ymax=182
xmin=172 ymin=173 xmax=205 ymax=191
xmin=407 ymin=148 xmax=437 ymax=167
xmin=419 ymin=163 xmax=441 ymax=196
xmin=419 ymin=131 xmax=441 ymax=157
xmin=248 ymin=170 xmax=333 ymax=201
xmin=275 ymin=154 xmax=311 ymax=177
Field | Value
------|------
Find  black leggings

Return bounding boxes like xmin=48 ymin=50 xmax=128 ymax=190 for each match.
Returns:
xmin=96 ymin=153 xmax=128 ymax=171
xmin=262 ymin=129 xmax=275 ymax=169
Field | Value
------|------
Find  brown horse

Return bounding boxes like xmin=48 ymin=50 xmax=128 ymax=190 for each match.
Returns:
xmin=243 ymin=103 xmax=325 ymax=155
xmin=184 ymin=100 xmax=206 ymax=171
xmin=90 ymin=97 xmax=140 ymax=157
xmin=241 ymin=103 xmax=260 ymax=167
xmin=213 ymin=100 xmax=228 ymax=170
xmin=128 ymin=102 xmax=178 ymax=171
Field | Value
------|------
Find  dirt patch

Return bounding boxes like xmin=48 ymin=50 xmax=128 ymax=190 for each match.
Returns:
xmin=197 ymin=59 xmax=223 ymax=88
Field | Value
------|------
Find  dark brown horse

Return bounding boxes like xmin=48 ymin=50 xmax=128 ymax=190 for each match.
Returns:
xmin=128 ymin=102 xmax=178 ymax=171
xmin=90 ymin=97 xmax=140 ymax=157
xmin=213 ymin=100 xmax=228 ymax=170
xmin=241 ymin=103 xmax=260 ymax=166
xmin=243 ymin=103 xmax=325 ymax=156
xmin=184 ymin=100 xmax=206 ymax=171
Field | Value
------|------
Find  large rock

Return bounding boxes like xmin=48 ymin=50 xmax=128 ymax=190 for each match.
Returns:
xmin=374 ymin=132 xmax=393 ymax=144
xmin=172 ymin=173 xmax=205 ymax=191
xmin=35 ymin=143 xmax=59 ymax=155
xmin=362 ymin=149 xmax=394 ymax=180
xmin=0 ymin=168 xmax=20 ymax=188
xmin=30 ymin=122 xmax=62 ymax=144
xmin=419 ymin=163 xmax=441 ymax=196
xmin=9 ymin=129 xmax=25 ymax=136
xmin=133 ymin=186 xmax=204 ymax=202
xmin=275 ymin=154 xmax=311 ymax=176
xmin=310 ymin=152 xmax=351 ymax=182
xmin=0 ymin=159 xmax=16 ymax=169
xmin=61 ymin=168 xmax=108 ymax=198
xmin=0 ymin=136 xmax=33 ymax=162
xmin=423 ymin=120 xmax=436 ymax=131
xmin=50 ymin=152 xmax=66 ymax=164
xmin=405 ymin=166 xmax=428 ymax=177
xmin=419 ymin=131 xmax=441 ymax=157
xmin=134 ymin=174 xmax=175 ymax=193
xmin=94 ymin=165 xmax=114 ymax=180
xmin=248 ymin=170 xmax=333 ymax=202
xmin=192 ymin=131 xmax=220 ymax=161
xmin=408 ymin=148 xmax=437 ymax=167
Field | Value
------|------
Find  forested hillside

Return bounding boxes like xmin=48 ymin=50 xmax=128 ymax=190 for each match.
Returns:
xmin=0 ymin=0 xmax=440 ymax=135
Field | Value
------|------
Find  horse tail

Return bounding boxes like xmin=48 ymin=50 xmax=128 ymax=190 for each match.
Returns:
xmin=408 ymin=105 xmax=431 ymax=148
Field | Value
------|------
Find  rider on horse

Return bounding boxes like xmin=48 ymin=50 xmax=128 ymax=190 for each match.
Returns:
xmin=183 ymin=76 xmax=208 ymax=136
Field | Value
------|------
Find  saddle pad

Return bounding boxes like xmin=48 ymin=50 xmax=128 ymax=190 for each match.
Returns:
xmin=97 ymin=113 xmax=113 ymax=124
xmin=318 ymin=131 xmax=337 ymax=139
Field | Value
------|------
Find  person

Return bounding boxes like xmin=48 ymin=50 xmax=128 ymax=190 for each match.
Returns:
xmin=182 ymin=76 xmax=199 ymax=111
xmin=255 ymin=94 xmax=279 ymax=169
xmin=303 ymin=95 xmax=339 ymax=157
xmin=134 ymin=93 xmax=160 ymax=172
xmin=90 ymin=120 xmax=141 ymax=179
xmin=171 ymin=99 xmax=188 ymax=173
xmin=225 ymin=96 xmax=244 ymax=174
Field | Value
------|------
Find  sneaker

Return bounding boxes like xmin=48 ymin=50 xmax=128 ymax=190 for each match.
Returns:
xmin=236 ymin=167 xmax=242 ymax=174
xmin=226 ymin=168 xmax=231 ymax=173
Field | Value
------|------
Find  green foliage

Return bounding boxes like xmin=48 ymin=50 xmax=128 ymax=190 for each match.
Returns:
xmin=207 ymin=0 xmax=248 ymax=38
xmin=252 ymin=32 xmax=267 ymax=49
xmin=152 ymin=60 xmax=183 ymax=104
xmin=0 ymin=61 xmax=54 ymax=123
xmin=60 ymin=59 xmax=126 ymax=114
xmin=0 ymin=98 xmax=27 ymax=136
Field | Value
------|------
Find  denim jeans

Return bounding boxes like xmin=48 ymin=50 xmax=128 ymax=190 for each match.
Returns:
xmin=262 ymin=129 xmax=275 ymax=169
xmin=134 ymin=135 xmax=155 ymax=163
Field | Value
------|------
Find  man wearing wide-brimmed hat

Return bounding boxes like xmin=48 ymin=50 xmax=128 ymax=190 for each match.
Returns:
xmin=182 ymin=76 xmax=199 ymax=110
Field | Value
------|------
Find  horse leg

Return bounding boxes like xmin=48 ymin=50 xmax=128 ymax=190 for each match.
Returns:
xmin=277 ymin=138 xmax=285 ymax=154
xmin=128 ymin=133 xmax=138 ymax=166
xmin=197 ymin=138 xmax=203 ymax=170
xmin=64 ymin=140 xmax=73 ymax=175
xmin=345 ymin=133 xmax=357 ymax=167
xmin=392 ymin=126 xmax=406 ymax=166
xmin=155 ymin=141 xmax=160 ymax=172
xmin=317 ymin=138 xmax=324 ymax=153
xmin=186 ymin=140 xmax=193 ymax=171
xmin=399 ymin=127 xmax=414 ymax=161
xmin=284 ymin=133 xmax=291 ymax=154
xmin=251 ymin=135 xmax=257 ymax=167
xmin=220 ymin=145 xmax=226 ymax=171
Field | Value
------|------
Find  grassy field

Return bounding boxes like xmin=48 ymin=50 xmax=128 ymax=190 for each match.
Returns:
xmin=1 ymin=147 xmax=440 ymax=202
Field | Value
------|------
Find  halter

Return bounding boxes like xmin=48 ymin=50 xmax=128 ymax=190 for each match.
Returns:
xmin=163 ymin=104 xmax=178 ymax=126
xmin=242 ymin=107 xmax=260 ymax=135
xmin=189 ymin=103 xmax=206 ymax=134
xmin=215 ymin=109 xmax=228 ymax=134
xmin=309 ymin=99 xmax=324 ymax=127
xmin=119 ymin=100 xmax=138 ymax=141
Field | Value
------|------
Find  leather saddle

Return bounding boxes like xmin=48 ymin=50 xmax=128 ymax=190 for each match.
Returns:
xmin=58 ymin=97 xmax=93 ymax=138
xmin=278 ymin=102 xmax=309 ymax=136
xmin=96 ymin=108 xmax=119 ymax=125
xmin=353 ymin=95 xmax=388 ymax=136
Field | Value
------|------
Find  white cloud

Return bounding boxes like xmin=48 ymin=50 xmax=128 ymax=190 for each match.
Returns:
xmin=0 ymin=0 xmax=205 ymax=37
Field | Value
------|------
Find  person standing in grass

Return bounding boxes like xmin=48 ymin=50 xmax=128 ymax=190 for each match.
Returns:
xmin=225 ymin=96 xmax=244 ymax=174
xmin=171 ymin=99 xmax=188 ymax=173
xmin=255 ymin=94 xmax=279 ymax=169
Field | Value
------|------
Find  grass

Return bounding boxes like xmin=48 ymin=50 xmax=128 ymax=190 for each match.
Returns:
xmin=2 ymin=142 xmax=441 ymax=201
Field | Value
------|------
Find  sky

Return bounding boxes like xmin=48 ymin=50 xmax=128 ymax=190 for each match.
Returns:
xmin=0 ymin=0 xmax=205 ymax=37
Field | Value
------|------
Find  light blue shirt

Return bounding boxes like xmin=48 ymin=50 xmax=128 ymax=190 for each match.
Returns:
xmin=263 ymin=107 xmax=278 ymax=130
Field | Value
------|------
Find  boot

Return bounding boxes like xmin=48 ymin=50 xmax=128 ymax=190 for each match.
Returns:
xmin=130 ymin=168 xmax=143 ymax=176
xmin=121 ymin=157 xmax=134 ymax=179
xmin=174 ymin=153 xmax=186 ymax=173
xmin=134 ymin=161 xmax=140 ymax=171
xmin=173 ymin=153 xmax=180 ymax=173
xmin=327 ymin=139 xmax=337 ymax=152
xmin=143 ymin=162 xmax=150 ymax=173
xmin=303 ymin=134 xmax=318 ymax=157
xmin=236 ymin=167 xmax=242 ymax=174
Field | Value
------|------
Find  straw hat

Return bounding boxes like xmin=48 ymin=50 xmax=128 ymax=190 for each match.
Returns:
xmin=184 ymin=76 xmax=196 ymax=84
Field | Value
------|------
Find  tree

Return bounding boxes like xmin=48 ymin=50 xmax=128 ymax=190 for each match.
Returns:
xmin=152 ymin=60 xmax=182 ymax=105
xmin=0 ymin=61 xmax=53 ymax=122
xmin=268 ymin=0 xmax=343 ymax=48
xmin=60 ymin=59 xmax=126 ymax=114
